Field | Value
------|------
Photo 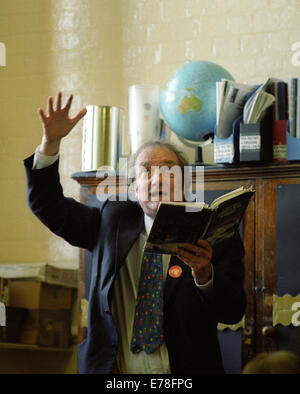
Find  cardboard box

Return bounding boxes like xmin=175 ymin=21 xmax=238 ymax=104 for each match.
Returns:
xmin=0 ymin=278 xmax=9 ymax=304
xmin=0 ymin=306 xmax=28 ymax=343
xmin=214 ymin=115 xmax=241 ymax=164
xmin=214 ymin=133 xmax=237 ymax=164
xmin=8 ymin=281 xmax=72 ymax=347
xmin=286 ymin=130 xmax=300 ymax=160
xmin=20 ymin=308 xmax=71 ymax=347
xmin=0 ymin=262 xmax=78 ymax=288
xmin=239 ymin=123 xmax=262 ymax=162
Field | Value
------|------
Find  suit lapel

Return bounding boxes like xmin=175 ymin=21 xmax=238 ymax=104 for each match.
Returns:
xmin=115 ymin=202 xmax=144 ymax=274
xmin=164 ymin=255 xmax=189 ymax=308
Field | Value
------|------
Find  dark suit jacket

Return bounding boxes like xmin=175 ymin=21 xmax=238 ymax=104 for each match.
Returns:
xmin=24 ymin=154 xmax=246 ymax=374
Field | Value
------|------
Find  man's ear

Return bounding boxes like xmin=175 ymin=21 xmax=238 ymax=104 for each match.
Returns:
xmin=134 ymin=180 xmax=138 ymax=195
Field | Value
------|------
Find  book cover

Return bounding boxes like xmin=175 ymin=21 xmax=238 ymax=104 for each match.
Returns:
xmin=144 ymin=186 xmax=255 ymax=255
xmin=287 ymin=78 xmax=297 ymax=137
xmin=273 ymin=119 xmax=287 ymax=162
xmin=297 ymin=78 xmax=300 ymax=138
xmin=277 ymin=81 xmax=288 ymax=120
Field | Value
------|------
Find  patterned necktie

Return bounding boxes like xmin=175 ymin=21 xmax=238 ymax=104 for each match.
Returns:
xmin=130 ymin=252 xmax=164 ymax=354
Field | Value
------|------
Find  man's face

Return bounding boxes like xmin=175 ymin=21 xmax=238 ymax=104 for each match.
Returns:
xmin=134 ymin=146 xmax=184 ymax=218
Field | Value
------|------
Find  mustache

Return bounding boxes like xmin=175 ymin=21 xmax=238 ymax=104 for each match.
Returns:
xmin=148 ymin=190 xmax=170 ymax=201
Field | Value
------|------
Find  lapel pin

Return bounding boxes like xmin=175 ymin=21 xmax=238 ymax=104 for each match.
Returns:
xmin=168 ymin=265 xmax=183 ymax=278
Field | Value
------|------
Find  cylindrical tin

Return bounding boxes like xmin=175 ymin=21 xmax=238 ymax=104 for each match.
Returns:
xmin=82 ymin=105 xmax=125 ymax=171
xmin=128 ymin=84 xmax=161 ymax=154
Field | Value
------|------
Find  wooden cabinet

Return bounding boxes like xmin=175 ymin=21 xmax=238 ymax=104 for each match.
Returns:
xmin=72 ymin=162 xmax=300 ymax=373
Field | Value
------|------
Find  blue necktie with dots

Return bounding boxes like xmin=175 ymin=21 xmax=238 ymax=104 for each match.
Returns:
xmin=130 ymin=252 xmax=164 ymax=354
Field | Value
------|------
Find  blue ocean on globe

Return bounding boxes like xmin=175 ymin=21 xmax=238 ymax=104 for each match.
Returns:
xmin=160 ymin=60 xmax=234 ymax=141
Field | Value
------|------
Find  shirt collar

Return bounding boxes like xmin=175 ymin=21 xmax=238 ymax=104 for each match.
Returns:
xmin=144 ymin=214 xmax=154 ymax=236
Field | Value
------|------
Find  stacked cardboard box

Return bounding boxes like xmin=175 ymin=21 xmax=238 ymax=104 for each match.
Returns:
xmin=0 ymin=262 xmax=77 ymax=288
xmin=8 ymin=281 xmax=73 ymax=347
xmin=0 ymin=263 xmax=77 ymax=348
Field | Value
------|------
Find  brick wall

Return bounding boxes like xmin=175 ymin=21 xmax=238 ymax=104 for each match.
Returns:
xmin=0 ymin=0 xmax=52 ymax=263
xmin=1 ymin=0 xmax=299 ymax=297
xmin=121 ymin=0 xmax=300 ymax=87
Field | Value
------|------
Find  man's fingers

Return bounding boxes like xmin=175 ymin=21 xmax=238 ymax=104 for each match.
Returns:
xmin=177 ymin=246 xmax=207 ymax=265
xmin=55 ymin=91 xmax=62 ymax=110
xmin=38 ymin=108 xmax=47 ymax=123
xmin=41 ymin=93 xmax=85 ymax=130
xmin=47 ymin=96 xmax=54 ymax=116
xmin=196 ymin=239 xmax=212 ymax=252
xmin=181 ymin=243 xmax=211 ymax=260
xmin=71 ymin=108 xmax=87 ymax=124
xmin=64 ymin=94 xmax=73 ymax=112
xmin=176 ymin=253 xmax=195 ymax=269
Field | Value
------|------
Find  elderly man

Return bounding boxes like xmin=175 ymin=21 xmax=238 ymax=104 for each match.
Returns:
xmin=24 ymin=92 xmax=246 ymax=374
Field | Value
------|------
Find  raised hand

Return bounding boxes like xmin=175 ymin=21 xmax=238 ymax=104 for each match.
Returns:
xmin=38 ymin=92 xmax=87 ymax=155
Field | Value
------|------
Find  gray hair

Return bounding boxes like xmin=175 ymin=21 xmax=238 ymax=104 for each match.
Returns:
xmin=128 ymin=138 xmax=189 ymax=178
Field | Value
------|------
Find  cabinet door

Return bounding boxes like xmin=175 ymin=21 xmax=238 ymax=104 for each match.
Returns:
xmin=204 ymin=180 xmax=256 ymax=374
xmin=260 ymin=179 xmax=300 ymax=354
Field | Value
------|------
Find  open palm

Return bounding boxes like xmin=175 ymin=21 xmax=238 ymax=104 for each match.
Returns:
xmin=39 ymin=92 xmax=87 ymax=143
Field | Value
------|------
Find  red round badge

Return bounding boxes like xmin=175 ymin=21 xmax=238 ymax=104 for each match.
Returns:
xmin=168 ymin=265 xmax=183 ymax=278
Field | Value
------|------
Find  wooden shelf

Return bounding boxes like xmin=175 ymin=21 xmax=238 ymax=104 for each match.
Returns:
xmin=71 ymin=161 xmax=300 ymax=186
xmin=0 ymin=341 xmax=73 ymax=352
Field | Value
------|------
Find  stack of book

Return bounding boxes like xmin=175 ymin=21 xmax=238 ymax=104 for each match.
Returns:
xmin=215 ymin=78 xmax=275 ymax=164
xmin=216 ymin=79 xmax=275 ymax=140
xmin=270 ymin=77 xmax=300 ymax=161
xmin=270 ymin=80 xmax=288 ymax=162
xmin=215 ymin=77 xmax=300 ymax=164
xmin=287 ymin=78 xmax=300 ymax=138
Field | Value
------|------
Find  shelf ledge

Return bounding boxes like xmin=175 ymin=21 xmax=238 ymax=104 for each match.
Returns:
xmin=0 ymin=342 xmax=73 ymax=352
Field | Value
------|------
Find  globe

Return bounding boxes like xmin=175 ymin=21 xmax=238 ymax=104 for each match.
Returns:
xmin=160 ymin=60 xmax=234 ymax=141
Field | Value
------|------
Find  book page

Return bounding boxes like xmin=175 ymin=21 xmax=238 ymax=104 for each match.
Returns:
xmin=158 ymin=201 xmax=207 ymax=209
xmin=210 ymin=186 xmax=252 ymax=209
xmin=205 ymin=192 xmax=254 ymax=246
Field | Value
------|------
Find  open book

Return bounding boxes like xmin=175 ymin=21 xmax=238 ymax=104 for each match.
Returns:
xmin=144 ymin=186 xmax=255 ymax=254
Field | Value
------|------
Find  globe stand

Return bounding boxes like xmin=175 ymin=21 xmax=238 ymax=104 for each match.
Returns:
xmin=195 ymin=146 xmax=203 ymax=164
xmin=176 ymin=134 xmax=214 ymax=166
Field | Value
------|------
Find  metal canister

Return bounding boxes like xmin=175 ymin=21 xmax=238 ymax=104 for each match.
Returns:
xmin=82 ymin=105 xmax=125 ymax=171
